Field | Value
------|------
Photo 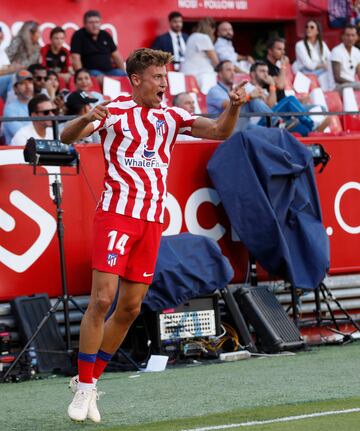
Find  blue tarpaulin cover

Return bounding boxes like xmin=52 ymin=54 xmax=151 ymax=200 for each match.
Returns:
xmin=142 ymin=233 xmax=234 ymax=311
xmin=207 ymin=128 xmax=329 ymax=290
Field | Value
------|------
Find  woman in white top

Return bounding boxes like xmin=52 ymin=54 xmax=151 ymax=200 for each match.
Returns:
xmin=293 ymin=20 xmax=334 ymax=90
xmin=181 ymin=18 xmax=219 ymax=93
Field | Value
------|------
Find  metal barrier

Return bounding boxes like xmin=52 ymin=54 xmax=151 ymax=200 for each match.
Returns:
xmin=1 ymin=108 xmax=360 ymax=143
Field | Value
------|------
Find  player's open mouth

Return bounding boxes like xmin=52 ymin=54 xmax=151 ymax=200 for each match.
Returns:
xmin=156 ymin=91 xmax=164 ymax=101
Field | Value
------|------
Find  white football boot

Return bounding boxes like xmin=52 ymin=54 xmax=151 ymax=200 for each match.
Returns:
xmin=69 ymin=375 xmax=101 ymax=423
xmin=67 ymin=388 xmax=92 ymax=421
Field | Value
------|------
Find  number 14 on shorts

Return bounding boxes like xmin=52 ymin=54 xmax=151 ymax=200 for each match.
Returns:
xmin=107 ymin=230 xmax=130 ymax=255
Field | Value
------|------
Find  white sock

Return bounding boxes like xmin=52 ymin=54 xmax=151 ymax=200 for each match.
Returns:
xmin=77 ymin=382 xmax=94 ymax=391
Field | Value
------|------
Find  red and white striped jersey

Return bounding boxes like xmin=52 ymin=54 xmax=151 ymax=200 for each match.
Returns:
xmin=91 ymin=95 xmax=197 ymax=223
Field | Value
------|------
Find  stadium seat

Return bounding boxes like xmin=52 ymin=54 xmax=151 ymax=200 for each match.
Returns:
xmin=106 ymin=76 xmax=132 ymax=94
xmin=184 ymin=75 xmax=207 ymax=113
xmin=198 ymin=72 xmax=217 ymax=94
xmin=68 ymin=75 xmax=102 ymax=93
xmin=284 ymin=64 xmax=295 ymax=91
xmin=294 ymin=73 xmax=320 ymax=100
xmin=354 ymin=91 xmax=360 ymax=108
xmin=167 ymin=71 xmax=186 ymax=95
xmin=327 ymin=116 xmax=344 ymax=134
xmin=307 ymin=74 xmax=321 ymax=91
xmin=342 ymin=115 xmax=360 ymax=131
xmin=324 ymin=91 xmax=343 ymax=112
xmin=341 ymin=87 xmax=360 ymax=130
xmin=324 ymin=91 xmax=344 ymax=134
xmin=165 ymin=73 xmax=207 ymax=113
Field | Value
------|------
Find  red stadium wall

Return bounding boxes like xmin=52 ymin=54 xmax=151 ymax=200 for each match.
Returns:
xmin=1 ymin=0 xmax=297 ymax=59
xmin=0 ymin=137 xmax=359 ymax=301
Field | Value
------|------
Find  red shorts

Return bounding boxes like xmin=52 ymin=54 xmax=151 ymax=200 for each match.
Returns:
xmin=92 ymin=210 xmax=163 ymax=285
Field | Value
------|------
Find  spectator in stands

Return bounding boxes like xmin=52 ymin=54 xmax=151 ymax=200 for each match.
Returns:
xmin=214 ymin=21 xmax=254 ymax=73
xmin=28 ymin=64 xmax=48 ymax=95
xmin=151 ymin=11 xmax=189 ymax=71
xmin=173 ymin=92 xmax=201 ymax=141
xmin=40 ymin=26 xmax=73 ymax=82
xmin=45 ymin=70 xmax=60 ymax=100
xmin=173 ymin=92 xmax=195 ymax=113
xmin=46 ymin=70 xmax=66 ymax=114
xmin=251 ymin=60 xmax=331 ymax=135
xmin=265 ymin=37 xmax=289 ymax=101
xmin=2 ymin=70 xmax=34 ymax=144
xmin=70 ymin=10 xmax=126 ymax=78
xmin=181 ymin=18 xmax=219 ymax=91
xmin=6 ymin=21 xmax=40 ymax=68
xmin=73 ymin=68 xmax=104 ymax=105
xmin=0 ymin=26 xmax=24 ymax=100
xmin=62 ymin=91 xmax=100 ymax=143
xmin=293 ymin=20 xmax=334 ymax=91
xmin=331 ymin=24 xmax=360 ymax=90
xmin=207 ymin=60 xmax=273 ymax=132
xmin=10 ymin=94 xmax=55 ymax=146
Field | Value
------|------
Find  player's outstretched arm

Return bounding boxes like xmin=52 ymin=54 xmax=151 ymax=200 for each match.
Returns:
xmin=61 ymin=101 xmax=111 ymax=144
xmin=191 ymin=81 xmax=248 ymax=140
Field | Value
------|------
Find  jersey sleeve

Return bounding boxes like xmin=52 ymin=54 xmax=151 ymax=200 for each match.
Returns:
xmin=171 ymin=107 xmax=198 ymax=136
xmin=91 ymin=117 xmax=107 ymax=133
xmin=91 ymin=104 xmax=120 ymax=133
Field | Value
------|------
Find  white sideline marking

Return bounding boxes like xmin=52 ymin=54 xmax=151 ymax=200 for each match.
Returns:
xmin=181 ymin=408 xmax=360 ymax=431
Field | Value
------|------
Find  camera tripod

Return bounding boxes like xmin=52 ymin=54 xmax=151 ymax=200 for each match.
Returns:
xmin=314 ymin=282 xmax=360 ymax=340
xmin=3 ymin=174 xmax=84 ymax=380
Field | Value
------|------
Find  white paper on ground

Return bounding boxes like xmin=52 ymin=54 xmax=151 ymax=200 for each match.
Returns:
xmin=103 ymin=76 xmax=121 ymax=98
xmin=168 ymin=71 xmax=186 ymax=95
xmin=143 ymin=355 xmax=169 ymax=372
xmin=293 ymin=71 xmax=311 ymax=94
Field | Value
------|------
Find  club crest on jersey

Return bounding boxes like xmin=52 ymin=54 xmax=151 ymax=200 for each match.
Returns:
xmin=156 ymin=119 xmax=166 ymax=137
xmin=107 ymin=253 xmax=118 ymax=267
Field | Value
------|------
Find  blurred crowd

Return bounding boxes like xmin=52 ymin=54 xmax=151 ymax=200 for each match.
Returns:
xmin=1 ymin=7 xmax=360 ymax=145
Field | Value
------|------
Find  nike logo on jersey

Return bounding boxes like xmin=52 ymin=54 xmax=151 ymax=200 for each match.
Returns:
xmin=123 ymin=128 xmax=131 ymax=133
xmin=143 ymin=272 xmax=154 ymax=277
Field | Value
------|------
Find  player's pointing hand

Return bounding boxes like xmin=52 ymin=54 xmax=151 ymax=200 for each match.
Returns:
xmin=229 ymin=80 xmax=248 ymax=106
xmin=86 ymin=100 xmax=111 ymax=122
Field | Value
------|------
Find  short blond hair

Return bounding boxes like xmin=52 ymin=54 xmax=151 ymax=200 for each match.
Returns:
xmin=126 ymin=48 xmax=173 ymax=83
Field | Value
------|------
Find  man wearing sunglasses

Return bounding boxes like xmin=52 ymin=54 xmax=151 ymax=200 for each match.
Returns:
xmin=331 ymin=24 xmax=360 ymax=90
xmin=28 ymin=63 xmax=49 ymax=95
xmin=10 ymin=93 xmax=55 ymax=146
